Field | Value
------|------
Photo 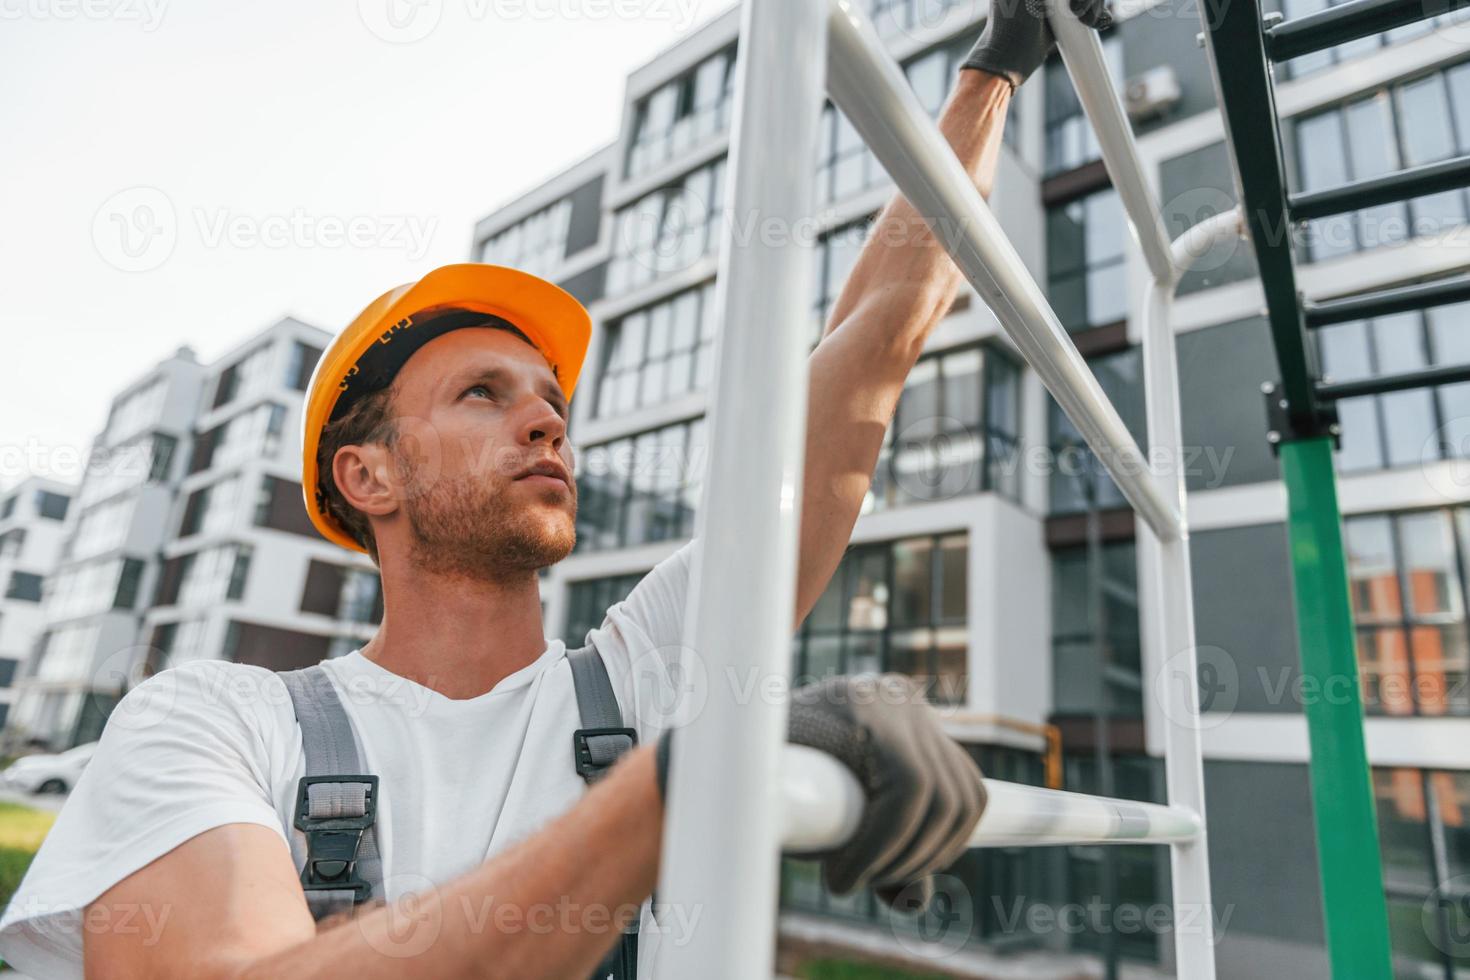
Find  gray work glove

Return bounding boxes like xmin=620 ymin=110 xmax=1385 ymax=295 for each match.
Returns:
xmin=787 ymin=674 xmax=986 ymax=911
xmin=961 ymin=0 xmax=1113 ymax=90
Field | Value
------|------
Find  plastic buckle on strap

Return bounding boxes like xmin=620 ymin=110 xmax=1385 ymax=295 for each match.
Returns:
xmin=293 ymin=774 xmax=379 ymax=902
xmin=573 ymin=727 xmax=638 ymax=783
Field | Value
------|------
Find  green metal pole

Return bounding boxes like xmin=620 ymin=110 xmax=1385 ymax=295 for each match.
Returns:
xmin=1279 ymin=436 xmax=1394 ymax=978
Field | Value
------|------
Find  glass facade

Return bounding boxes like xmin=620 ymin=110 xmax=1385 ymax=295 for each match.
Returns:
xmin=1044 ymin=37 xmax=1124 ymax=176
xmin=793 ymin=532 xmax=969 ymax=704
xmin=1344 ymin=508 xmax=1470 ymax=716
xmin=1051 ymin=540 xmax=1144 ymax=718
xmin=593 ymin=281 xmax=719 ymax=418
xmin=563 ymin=571 xmax=646 ymax=646
xmin=1293 ymin=60 xmax=1470 ymax=262
xmin=1371 ymin=767 xmax=1470 ymax=976
xmin=1047 ymin=187 xmax=1128 ymax=333
xmin=1319 ymin=301 xmax=1470 ymax=473
xmin=478 ymin=197 xmax=574 ymax=280
xmin=1048 ymin=347 xmax=1146 ymax=513
xmin=608 ymin=157 xmax=727 ymax=294
xmin=574 ymin=417 xmax=707 ymax=553
xmin=868 ymin=345 xmax=1024 ymax=511
xmin=625 ymin=47 xmax=735 ymax=180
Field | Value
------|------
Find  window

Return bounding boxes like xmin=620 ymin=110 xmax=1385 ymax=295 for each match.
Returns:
xmin=1293 ymin=61 xmax=1470 ymax=262
xmin=0 ymin=529 xmax=25 ymax=559
xmin=594 ymin=282 xmax=719 ymax=418
xmin=179 ymin=475 xmax=242 ymax=539
xmin=103 ymin=377 xmax=166 ymax=445
xmin=625 ymin=47 xmax=735 ymax=179
xmin=77 ymin=432 xmax=176 ymax=509
xmin=478 ymin=198 xmax=574 ymax=279
xmin=812 ymin=219 xmax=871 ymax=344
xmin=0 ymin=495 xmax=14 ymax=520
xmin=1049 ymin=347 xmax=1147 ymax=513
xmin=608 ymin=157 xmax=727 ymax=293
xmin=254 ymin=475 xmax=322 ymax=539
xmin=575 ymin=417 xmax=706 ymax=553
xmin=197 ymin=403 xmax=288 ymax=473
xmin=815 ymin=31 xmax=1014 ymax=207
xmin=867 ymin=345 xmax=1024 ymax=512
xmin=1051 ymin=540 xmax=1144 ymax=718
xmin=1371 ymin=767 xmax=1470 ymax=976
xmin=0 ymin=658 xmax=20 ymax=689
xmin=287 ymin=341 xmax=323 ymax=392
xmin=793 ymin=532 xmax=969 ymax=704
xmin=174 ymin=545 xmax=253 ymax=607
xmin=1278 ymin=0 xmax=1465 ymax=79
xmin=5 ymin=571 xmax=43 ymax=603
xmin=114 ymin=557 xmax=145 ymax=610
xmin=1320 ymin=301 xmax=1470 ymax=472
xmin=1044 ymin=37 xmax=1124 ymax=176
xmin=339 ymin=569 xmax=382 ymax=624
xmin=71 ymin=497 xmax=135 ymax=561
xmin=1345 ymin=509 xmax=1470 ymax=715
xmin=211 ymin=344 xmax=274 ymax=410
xmin=35 ymin=490 xmax=69 ymax=521
xmin=564 ymin=572 xmax=646 ymax=646
xmin=1047 ymin=187 xmax=1128 ymax=333
xmin=34 ymin=624 xmax=101 ymax=683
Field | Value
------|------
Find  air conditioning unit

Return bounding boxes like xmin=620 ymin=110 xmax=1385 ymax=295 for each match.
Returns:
xmin=1124 ymin=65 xmax=1182 ymax=122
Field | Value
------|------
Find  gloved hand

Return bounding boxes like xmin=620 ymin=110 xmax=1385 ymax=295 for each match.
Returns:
xmin=961 ymin=0 xmax=1113 ymax=90
xmin=787 ymin=674 xmax=986 ymax=911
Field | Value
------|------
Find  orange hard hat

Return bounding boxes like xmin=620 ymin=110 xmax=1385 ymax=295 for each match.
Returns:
xmin=300 ymin=263 xmax=592 ymax=553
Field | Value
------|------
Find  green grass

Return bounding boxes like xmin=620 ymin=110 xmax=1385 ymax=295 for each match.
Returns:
xmin=0 ymin=801 xmax=56 ymax=910
xmin=798 ymin=959 xmax=956 ymax=980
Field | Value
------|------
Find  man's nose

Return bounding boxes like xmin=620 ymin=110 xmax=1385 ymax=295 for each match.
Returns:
xmin=520 ymin=399 xmax=566 ymax=448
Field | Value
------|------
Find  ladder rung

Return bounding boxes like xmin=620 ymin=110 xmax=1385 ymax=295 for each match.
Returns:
xmin=1289 ymin=154 xmax=1470 ymax=221
xmin=1316 ymin=363 xmax=1470 ymax=400
xmin=1306 ymin=275 xmax=1470 ymax=327
xmin=1266 ymin=0 xmax=1470 ymax=61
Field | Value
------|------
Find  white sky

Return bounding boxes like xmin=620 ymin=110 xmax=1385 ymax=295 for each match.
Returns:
xmin=1 ymin=0 xmax=736 ymax=491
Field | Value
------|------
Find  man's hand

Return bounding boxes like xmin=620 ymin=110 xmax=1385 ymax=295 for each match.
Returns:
xmin=787 ymin=675 xmax=985 ymax=909
xmin=961 ymin=0 xmax=1113 ymax=90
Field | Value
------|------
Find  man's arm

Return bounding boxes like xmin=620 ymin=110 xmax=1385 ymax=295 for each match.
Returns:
xmin=86 ymin=744 xmax=663 ymax=980
xmin=795 ymin=69 xmax=1011 ymax=626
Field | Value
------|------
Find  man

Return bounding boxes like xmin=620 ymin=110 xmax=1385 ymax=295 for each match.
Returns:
xmin=0 ymin=2 xmax=1107 ymax=976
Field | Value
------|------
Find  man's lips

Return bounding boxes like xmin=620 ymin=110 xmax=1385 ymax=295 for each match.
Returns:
xmin=515 ymin=473 xmax=571 ymax=493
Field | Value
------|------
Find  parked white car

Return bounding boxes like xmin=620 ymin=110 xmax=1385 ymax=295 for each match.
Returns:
xmin=3 ymin=742 xmax=97 ymax=794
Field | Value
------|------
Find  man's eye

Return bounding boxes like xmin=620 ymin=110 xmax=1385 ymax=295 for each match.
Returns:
xmin=463 ymin=385 xmax=492 ymax=400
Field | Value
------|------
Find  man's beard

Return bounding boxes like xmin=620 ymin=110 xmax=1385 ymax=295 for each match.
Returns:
xmin=400 ymin=461 xmax=576 ymax=582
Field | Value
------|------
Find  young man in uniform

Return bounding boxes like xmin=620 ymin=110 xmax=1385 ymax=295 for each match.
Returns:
xmin=0 ymin=2 xmax=1108 ymax=975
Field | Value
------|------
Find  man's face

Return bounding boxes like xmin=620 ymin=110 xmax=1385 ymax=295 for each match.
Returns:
xmin=378 ymin=326 xmax=577 ymax=579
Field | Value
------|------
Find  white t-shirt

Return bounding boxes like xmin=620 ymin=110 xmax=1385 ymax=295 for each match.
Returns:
xmin=0 ymin=540 xmax=697 ymax=980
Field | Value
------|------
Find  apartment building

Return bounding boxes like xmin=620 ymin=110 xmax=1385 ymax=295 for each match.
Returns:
xmin=470 ymin=2 xmax=1470 ymax=977
xmin=0 ymin=478 xmax=75 ymax=733
xmin=7 ymin=318 xmax=383 ymax=753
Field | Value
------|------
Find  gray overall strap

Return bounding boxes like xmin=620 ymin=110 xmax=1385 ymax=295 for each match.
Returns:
xmin=567 ymin=644 xmax=636 ymax=783
xmin=281 ymin=665 xmax=384 ymax=922
xmin=567 ymin=645 xmax=640 ymax=980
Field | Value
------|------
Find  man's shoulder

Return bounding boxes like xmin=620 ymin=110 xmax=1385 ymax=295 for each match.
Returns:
xmin=113 ymin=659 xmax=295 ymax=736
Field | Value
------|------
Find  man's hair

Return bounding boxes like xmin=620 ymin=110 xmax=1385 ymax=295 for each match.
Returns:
xmin=314 ymin=319 xmax=551 ymax=563
xmin=316 ymin=384 xmax=398 ymax=563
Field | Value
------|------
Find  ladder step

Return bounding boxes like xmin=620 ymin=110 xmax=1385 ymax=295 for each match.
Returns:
xmin=1289 ymin=154 xmax=1470 ymax=221
xmin=1305 ymin=275 xmax=1470 ymax=327
xmin=1266 ymin=0 xmax=1470 ymax=61
xmin=1316 ymin=362 xmax=1470 ymax=401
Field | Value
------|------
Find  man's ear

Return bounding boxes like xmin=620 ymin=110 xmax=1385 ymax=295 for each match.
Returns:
xmin=333 ymin=443 xmax=400 ymax=519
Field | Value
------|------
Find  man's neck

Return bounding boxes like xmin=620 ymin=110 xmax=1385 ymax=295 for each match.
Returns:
xmin=362 ymin=559 xmax=548 ymax=700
